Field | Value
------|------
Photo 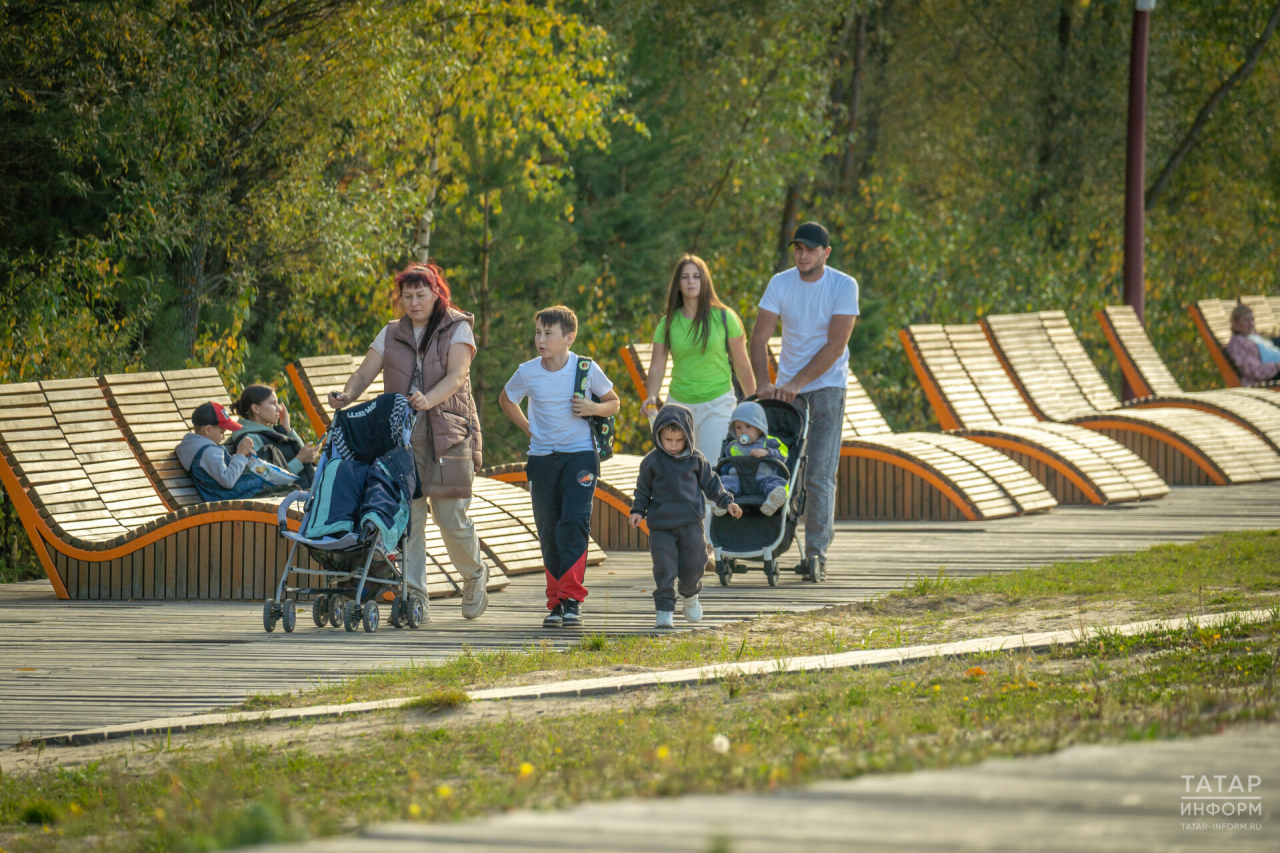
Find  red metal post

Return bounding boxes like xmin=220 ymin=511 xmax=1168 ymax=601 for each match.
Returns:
xmin=1122 ymin=1 xmax=1154 ymax=400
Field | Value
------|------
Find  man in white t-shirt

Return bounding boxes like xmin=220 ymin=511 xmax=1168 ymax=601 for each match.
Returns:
xmin=500 ymin=305 xmax=620 ymax=629
xmin=750 ymin=221 xmax=859 ymax=581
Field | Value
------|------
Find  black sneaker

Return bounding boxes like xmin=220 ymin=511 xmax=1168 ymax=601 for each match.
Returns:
xmin=543 ymin=602 xmax=564 ymax=628
xmin=561 ymin=598 xmax=582 ymax=627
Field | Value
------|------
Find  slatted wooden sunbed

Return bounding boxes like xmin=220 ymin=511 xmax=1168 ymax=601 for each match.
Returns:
xmin=98 ymin=369 xmax=506 ymax=598
xmin=761 ymin=340 xmax=1056 ymax=520
xmin=1189 ymin=297 xmax=1280 ymax=390
xmin=901 ymin=324 xmax=1168 ymax=505
xmin=0 ymin=378 xmax=323 ymax=600
xmin=621 ymin=339 xmax=1055 ymax=520
xmin=286 ymin=356 xmax=607 ymax=562
xmin=982 ymin=311 xmax=1280 ymax=485
xmin=1099 ymin=304 xmax=1280 ymax=419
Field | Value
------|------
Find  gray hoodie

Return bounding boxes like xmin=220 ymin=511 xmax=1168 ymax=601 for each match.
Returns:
xmin=176 ymin=432 xmax=251 ymax=488
xmin=631 ymin=404 xmax=734 ymax=530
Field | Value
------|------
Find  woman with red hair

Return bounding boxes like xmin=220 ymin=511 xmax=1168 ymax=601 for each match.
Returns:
xmin=331 ymin=262 xmax=489 ymax=622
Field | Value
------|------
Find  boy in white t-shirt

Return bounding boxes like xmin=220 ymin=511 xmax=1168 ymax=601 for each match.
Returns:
xmin=749 ymin=221 xmax=859 ymax=582
xmin=499 ymin=305 xmax=620 ymax=628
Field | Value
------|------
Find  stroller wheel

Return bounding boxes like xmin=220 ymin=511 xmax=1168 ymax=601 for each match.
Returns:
xmin=262 ymin=599 xmax=277 ymax=633
xmin=312 ymin=595 xmax=329 ymax=628
xmin=342 ymin=600 xmax=358 ymax=632
xmin=715 ymin=559 xmax=731 ymax=586
xmin=765 ymin=560 xmax=779 ymax=587
xmin=329 ymin=596 xmax=344 ymax=628
xmin=404 ymin=594 xmax=425 ymax=629
xmin=282 ymin=600 xmax=297 ymax=633
xmin=362 ymin=600 xmax=380 ymax=633
xmin=389 ymin=597 xmax=404 ymax=629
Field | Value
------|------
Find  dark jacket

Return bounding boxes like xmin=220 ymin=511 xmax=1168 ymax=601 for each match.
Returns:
xmin=631 ymin=404 xmax=734 ymax=530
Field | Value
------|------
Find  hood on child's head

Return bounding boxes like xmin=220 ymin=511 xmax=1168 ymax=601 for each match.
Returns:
xmin=651 ymin=403 xmax=695 ymax=458
xmin=729 ymin=401 xmax=769 ymax=437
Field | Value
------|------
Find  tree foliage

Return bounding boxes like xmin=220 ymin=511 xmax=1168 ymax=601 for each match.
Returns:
xmin=3 ymin=0 xmax=1279 ymax=462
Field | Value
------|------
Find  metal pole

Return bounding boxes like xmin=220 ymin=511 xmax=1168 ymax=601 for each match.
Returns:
xmin=1122 ymin=0 xmax=1154 ymax=400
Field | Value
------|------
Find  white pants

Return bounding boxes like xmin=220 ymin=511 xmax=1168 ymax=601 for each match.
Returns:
xmin=405 ymin=441 xmax=485 ymax=596
xmin=668 ymin=390 xmax=737 ymax=540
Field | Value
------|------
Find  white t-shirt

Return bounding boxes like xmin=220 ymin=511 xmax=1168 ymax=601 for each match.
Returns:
xmin=370 ymin=321 xmax=476 ymax=356
xmin=503 ymin=353 xmax=613 ymax=456
xmin=758 ymin=265 xmax=860 ymax=393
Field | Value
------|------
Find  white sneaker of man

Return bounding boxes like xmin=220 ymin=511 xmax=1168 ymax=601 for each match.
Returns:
xmin=760 ymin=485 xmax=788 ymax=516
xmin=460 ymin=562 xmax=489 ymax=620
xmin=655 ymin=610 xmax=675 ymax=629
xmin=682 ymin=594 xmax=703 ymax=622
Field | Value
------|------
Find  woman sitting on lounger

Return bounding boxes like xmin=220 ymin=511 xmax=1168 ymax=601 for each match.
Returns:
xmin=1225 ymin=304 xmax=1280 ymax=387
xmin=229 ymin=385 xmax=319 ymax=488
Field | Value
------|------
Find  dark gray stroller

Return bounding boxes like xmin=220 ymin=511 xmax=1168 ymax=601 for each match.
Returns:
xmin=709 ymin=397 xmax=818 ymax=585
xmin=263 ymin=392 xmax=423 ymax=634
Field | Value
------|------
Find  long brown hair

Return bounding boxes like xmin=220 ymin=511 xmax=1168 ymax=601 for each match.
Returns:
xmin=661 ymin=254 xmax=726 ymax=352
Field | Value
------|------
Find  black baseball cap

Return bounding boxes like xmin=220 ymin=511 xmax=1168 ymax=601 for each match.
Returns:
xmin=790 ymin=221 xmax=830 ymax=249
xmin=192 ymin=401 xmax=240 ymax=430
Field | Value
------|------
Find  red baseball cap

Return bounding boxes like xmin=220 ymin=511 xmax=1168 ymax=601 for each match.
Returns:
xmin=192 ymin=401 xmax=241 ymax=431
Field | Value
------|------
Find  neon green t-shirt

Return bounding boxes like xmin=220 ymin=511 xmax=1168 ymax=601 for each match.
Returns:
xmin=654 ymin=309 xmax=743 ymax=405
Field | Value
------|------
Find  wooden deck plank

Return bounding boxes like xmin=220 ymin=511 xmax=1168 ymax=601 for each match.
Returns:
xmin=4 ymin=481 xmax=1279 ymax=746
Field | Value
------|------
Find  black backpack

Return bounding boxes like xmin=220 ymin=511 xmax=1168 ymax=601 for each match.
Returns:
xmin=574 ymin=356 xmax=615 ymax=461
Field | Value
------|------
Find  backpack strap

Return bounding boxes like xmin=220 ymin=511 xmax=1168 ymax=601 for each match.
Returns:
xmin=574 ymin=356 xmax=596 ymax=402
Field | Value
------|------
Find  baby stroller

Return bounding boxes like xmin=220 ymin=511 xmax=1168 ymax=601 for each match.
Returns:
xmin=709 ymin=397 xmax=818 ymax=586
xmin=263 ymin=392 xmax=423 ymax=634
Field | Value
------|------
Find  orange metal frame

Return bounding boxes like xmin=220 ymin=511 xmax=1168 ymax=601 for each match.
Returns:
xmin=1095 ymin=309 xmax=1156 ymax=398
xmin=618 ymin=346 xmax=648 ymax=402
xmin=837 ymin=445 xmax=979 ymax=521
xmin=287 ymin=362 xmax=331 ymax=437
xmin=1189 ymin=304 xmax=1242 ymax=388
xmin=1079 ymin=417 xmax=1227 ymax=486
xmin=898 ymin=329 xmax=964 ymax=431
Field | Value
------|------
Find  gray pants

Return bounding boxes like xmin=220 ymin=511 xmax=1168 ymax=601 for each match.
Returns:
xmin=405 ymin=441 xmax=485 ymax=597
xmin=648 ymin=521 xmax=705 ymax=612
xmin=798 ymin=385 xmax=845 ymax=562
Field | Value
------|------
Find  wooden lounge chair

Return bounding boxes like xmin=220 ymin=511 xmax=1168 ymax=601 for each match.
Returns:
xmin=0 ymin=377 xmax=323 ymax=600
xmin=1189 ymin=297 xmax=1280 ymax=390
xmin=1099 ymin=304 xmax=1280 ymax=416
xmin=288 ymin=354 xmax=385 ymax=436
xmin=764 ymin=340 xmax=1056 ymax=520
xmin=285 ymin=356 xmax=601 ymax=567
xmin=982 ymin=311 xmax=1280 ymax=485
xmin=619 ymin=343 xmax=673 ymax=407
xmin=902 ymin=324 xmax=1168 ymax=505
xmin=99 ymin=369 xmax=505 ymax=597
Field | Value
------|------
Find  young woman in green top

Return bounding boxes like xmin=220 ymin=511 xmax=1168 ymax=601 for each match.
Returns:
xmin=643 ymin=253 xmax=757 ymax=469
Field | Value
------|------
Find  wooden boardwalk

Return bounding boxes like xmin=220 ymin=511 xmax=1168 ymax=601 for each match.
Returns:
xmin=2 ymin=482 xmax=1279 ymax=746
xmin=266 ymin=724 xmax=1280 ymax=852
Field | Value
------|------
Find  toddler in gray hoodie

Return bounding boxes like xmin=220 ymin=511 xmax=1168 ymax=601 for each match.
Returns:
xmin=630 ymin=404 xmax=740 ymax=629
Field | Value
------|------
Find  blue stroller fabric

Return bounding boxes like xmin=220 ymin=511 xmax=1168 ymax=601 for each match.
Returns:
xmin=302 ymin=457 xmax=370 ymax=539
xmin=359 ymin=446 xmax=417 ymax=551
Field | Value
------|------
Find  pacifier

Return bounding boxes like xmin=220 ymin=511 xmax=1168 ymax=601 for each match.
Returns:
xmin=738 ymin=433 xmax=751 ymax=445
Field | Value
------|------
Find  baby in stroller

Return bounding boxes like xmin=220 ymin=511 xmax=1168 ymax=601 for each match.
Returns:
xmin=713 ymin=401 xmax=789 ymax=516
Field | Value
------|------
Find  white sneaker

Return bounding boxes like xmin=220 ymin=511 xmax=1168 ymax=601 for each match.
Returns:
xmin=682 ymin=595 xmax=702 ymax=622
xmin=460 ymin=562 xmax=489 ymax=620
xmin=655 ymin=610 xmax=675 ymax=629
xmin=760 ymin=485 xmax=788 ymax=516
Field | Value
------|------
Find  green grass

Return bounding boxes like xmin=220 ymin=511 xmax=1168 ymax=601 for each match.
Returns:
xmin=240 ymin=530 xmax=1280 ymax=711
xmin=2 ymin=615 xmax=1278 ymax=852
